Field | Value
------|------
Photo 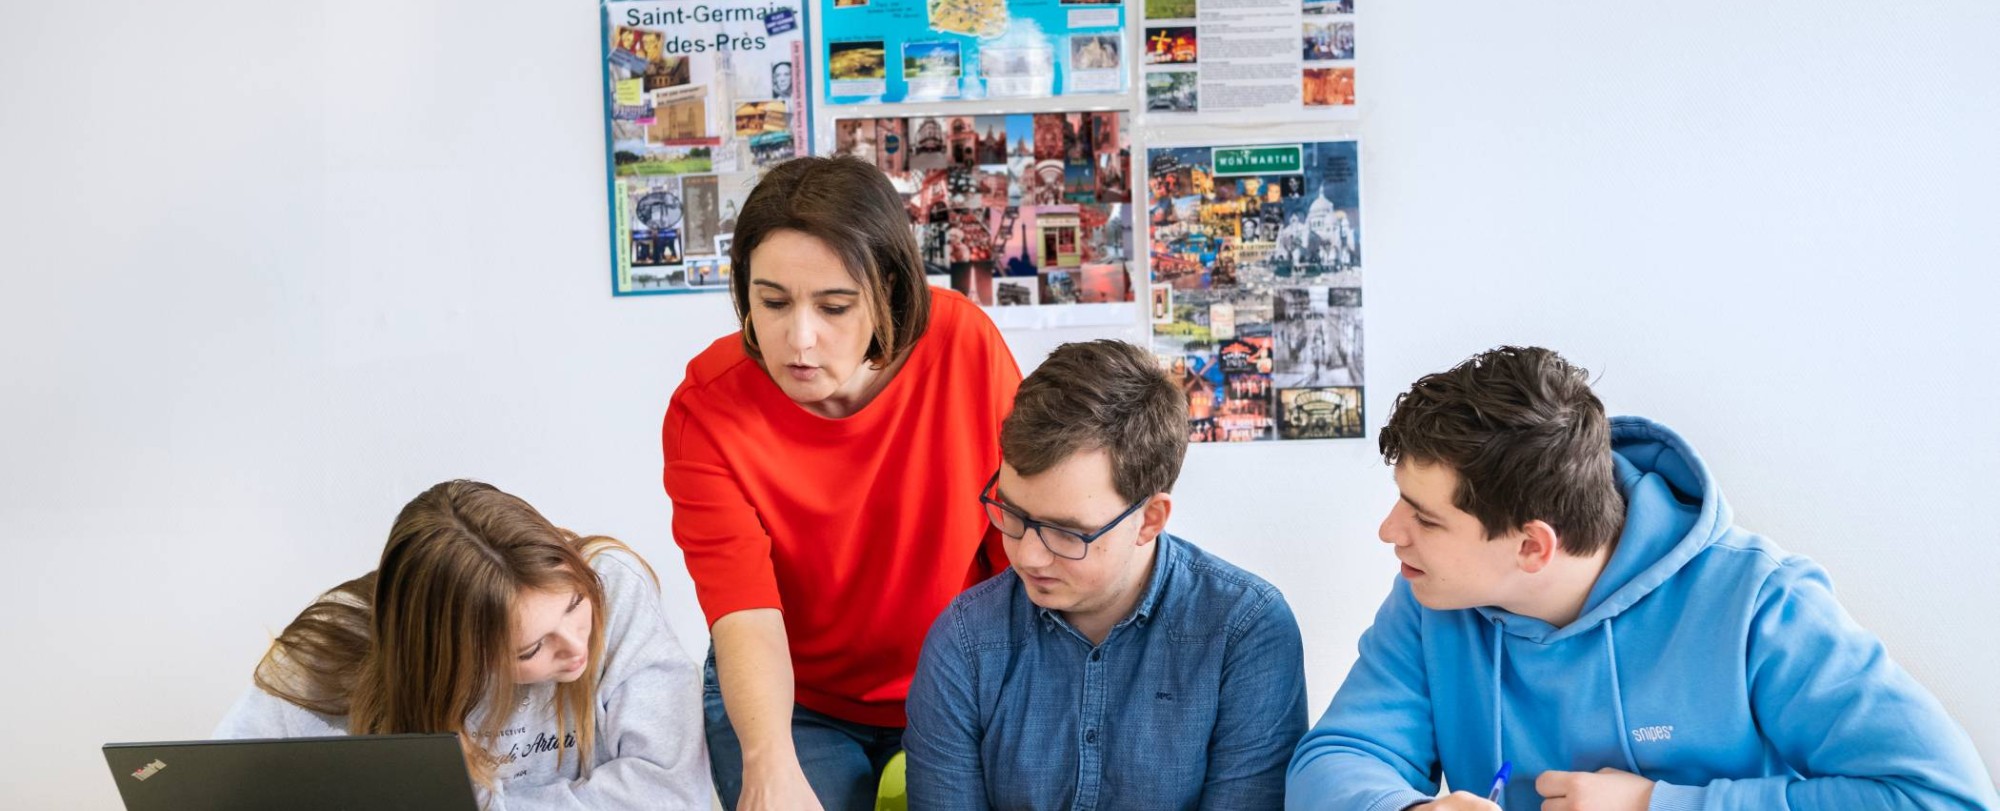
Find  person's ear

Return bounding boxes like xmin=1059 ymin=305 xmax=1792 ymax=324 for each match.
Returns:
xmin=1135 ymin=493 xmax=1173 ymax=546
xmin=1516 ymin=519 xmax=1561 ymax=574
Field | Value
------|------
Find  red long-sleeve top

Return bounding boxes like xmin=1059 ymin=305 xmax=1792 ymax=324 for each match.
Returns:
xmin=662 ymin=288 xmax=1020 ymax=727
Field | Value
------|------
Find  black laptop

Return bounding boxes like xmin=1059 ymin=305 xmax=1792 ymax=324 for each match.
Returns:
xmin=103 ymin=734 xmax=479 ymax=810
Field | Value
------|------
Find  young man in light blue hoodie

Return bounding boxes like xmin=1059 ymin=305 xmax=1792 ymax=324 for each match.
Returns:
xmin=1287 ymin=346 xmax=1997 ymax=811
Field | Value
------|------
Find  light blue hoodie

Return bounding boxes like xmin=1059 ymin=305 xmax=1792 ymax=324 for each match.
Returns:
xmin=1288 ymin=416 xmax=1998 ymax=811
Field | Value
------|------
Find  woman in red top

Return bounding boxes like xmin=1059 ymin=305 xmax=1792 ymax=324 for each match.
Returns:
xmin=663 ymin=156 xmax=1020 ymax=811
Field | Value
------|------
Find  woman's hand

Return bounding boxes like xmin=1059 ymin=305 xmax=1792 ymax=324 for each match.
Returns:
xmin=713 ymin=609 xmax=822 ymax=811
xmin=737 ymin=756 xmax=825 ymax=811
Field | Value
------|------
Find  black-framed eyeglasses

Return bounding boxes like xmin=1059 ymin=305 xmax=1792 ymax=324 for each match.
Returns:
xmin=979 ymin=470 xmax=1149 ymax=560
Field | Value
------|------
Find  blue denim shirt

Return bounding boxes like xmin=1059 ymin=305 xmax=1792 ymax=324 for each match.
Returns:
xmin=904 ymin=533 xmax=1307 ymax=810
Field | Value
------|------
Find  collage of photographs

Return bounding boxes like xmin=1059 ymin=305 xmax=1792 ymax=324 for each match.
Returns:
xmin=617 ymin=172 xmax=757 ymax=292
xmin=831 ymin=112 xmax=1136 ymax=310
xmin=599 ymin=0 xmax=1370 ymax=441
xmin=1147 ymin=140 xmax=1364 ymax=442
xmin=1143 ymin=0 xmax=1356 ymax=120
xmin=604 ymin=0 xmax=807 ymax=294
xmin=1141 ymin=0 xmax=1198 ymax=114
xmin=1301 ymin=0 xmax=1356 ymax=109
xmin=821 ymin=0 xmax=1126 ymax=103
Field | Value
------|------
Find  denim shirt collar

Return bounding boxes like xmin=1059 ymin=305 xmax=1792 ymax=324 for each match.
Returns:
xmin=1034 ymin=532 xmax=1181 ymax=637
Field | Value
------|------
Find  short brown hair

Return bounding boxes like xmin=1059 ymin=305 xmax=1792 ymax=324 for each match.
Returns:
xmin=730 ymin=156 xmax=931 ymax=367
xmin=1002 ymin=340 xmax=1188 ymax=503
xmin=1379 ymin=346 xmax=1625 ymax=555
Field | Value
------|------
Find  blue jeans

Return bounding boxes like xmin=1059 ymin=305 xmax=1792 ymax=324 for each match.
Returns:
xmin=703 ymin=650 xmax=903 ymax=811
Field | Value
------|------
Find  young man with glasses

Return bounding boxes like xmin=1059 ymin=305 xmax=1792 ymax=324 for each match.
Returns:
xmin=902 ymin=339 xmax=1308 ymax=810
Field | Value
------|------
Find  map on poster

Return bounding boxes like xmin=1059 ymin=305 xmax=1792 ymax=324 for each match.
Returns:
xmin=1142 ymin=0 xmax=1355 ymax=123
xmin=1147 ymin=139 xmax=1364 ymax=442
xmin=832 ymin=112 xmax=1136 ymax=324
xmin=602 ymin=0 xmax=808 ymax=295
xmin=821 ymin=0 xmax=1127 ymax=104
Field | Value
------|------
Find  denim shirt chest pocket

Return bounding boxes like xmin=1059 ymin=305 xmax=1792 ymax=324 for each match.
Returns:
xmin=1103 ymin=622 xmax=1225 ymax=796
xmin=973 ymin=617 xmax=1224 ymax=810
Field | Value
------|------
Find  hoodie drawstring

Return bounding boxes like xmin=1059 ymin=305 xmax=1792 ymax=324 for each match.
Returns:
xmin=1603 ymin=618 xmax=1640 ymax=772
xmin=1490 ymin=617 xmax=1642 ymax=803
xmin=1490 ymin=620 xmax=1505 ymax=780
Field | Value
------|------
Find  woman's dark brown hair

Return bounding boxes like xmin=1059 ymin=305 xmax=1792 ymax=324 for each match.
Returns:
xmin=1378 ymin=346 xmax=1625 ymax=556
xmin=729 ymin=156 xmax=931 ymax=368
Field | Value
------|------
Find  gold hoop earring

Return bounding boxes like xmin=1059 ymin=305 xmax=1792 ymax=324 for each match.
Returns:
xmin=740 ymin=310 xmax=760 ymax=353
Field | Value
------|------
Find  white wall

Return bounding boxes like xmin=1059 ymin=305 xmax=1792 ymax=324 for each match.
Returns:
xmin=4 ymin=0 xmax=1996 ymax=806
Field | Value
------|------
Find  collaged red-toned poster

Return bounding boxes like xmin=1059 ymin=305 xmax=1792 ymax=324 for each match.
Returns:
xmin=832 ymin=111 xmax=1136 ymax=327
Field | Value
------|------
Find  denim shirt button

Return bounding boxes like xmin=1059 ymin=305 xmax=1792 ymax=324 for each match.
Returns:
xmin=1085 ymin=729 xmax=1098 ymax=744
xmin=1090 ymin=649 xmax=1102 ymax=662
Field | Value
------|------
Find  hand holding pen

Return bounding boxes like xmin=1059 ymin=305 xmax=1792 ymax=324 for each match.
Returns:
xmin=1408 ymin=762 xmax=1508 ymax=811
xmin=1487 ymin=761 xmax=1511 ymax=805
xmin=1407 ymin=793 xmax=1501 ymax=811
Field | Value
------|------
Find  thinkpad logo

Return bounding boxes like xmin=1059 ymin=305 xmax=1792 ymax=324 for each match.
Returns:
xmin=131 ymin=759 xmax=167 ymax=781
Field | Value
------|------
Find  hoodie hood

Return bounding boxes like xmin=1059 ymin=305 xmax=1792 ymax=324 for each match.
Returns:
xmin=1468 ymin=417 xmax=1732 ymax=787
xmin=1475 ymin=416 xmax=1728 ymax=643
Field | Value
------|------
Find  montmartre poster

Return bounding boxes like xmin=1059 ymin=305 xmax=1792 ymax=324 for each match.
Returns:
xmin=1147 ymin=139 xmax=1364 ymax=442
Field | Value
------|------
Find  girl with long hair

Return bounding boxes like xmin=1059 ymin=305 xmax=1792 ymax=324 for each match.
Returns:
xmin=214 ymin=480 xmax=710 ymax=808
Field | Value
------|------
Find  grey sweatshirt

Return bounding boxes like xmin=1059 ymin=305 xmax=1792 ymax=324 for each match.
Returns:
xmin=213 ymin=549 xmax=713 ymax=809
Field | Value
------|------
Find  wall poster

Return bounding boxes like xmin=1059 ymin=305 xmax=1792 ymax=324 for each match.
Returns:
xmin=1142 ymin=0 xmax=1355 ymax=122
xmin=602 ymin=0 xmax=809 ymax=295
xmin=1147 ymin=139 xmax=1364 ymax=442
xmin=832 ymin=111 xmax=1136 ymax=326
xmin=820 ymin=0 xmax=1127 ymax=104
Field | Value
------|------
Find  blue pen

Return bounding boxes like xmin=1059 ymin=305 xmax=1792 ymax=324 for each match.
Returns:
xmin=1485 ymin=761 xmax=1512 ymax=805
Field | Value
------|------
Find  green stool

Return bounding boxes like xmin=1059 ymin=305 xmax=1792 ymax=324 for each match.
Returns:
xmin=875 ymin=750 xmax=908 ymax=811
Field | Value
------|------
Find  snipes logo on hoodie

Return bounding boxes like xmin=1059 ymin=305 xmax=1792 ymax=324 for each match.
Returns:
xmin=1631 ymin=725 xmax=1674 ymax=743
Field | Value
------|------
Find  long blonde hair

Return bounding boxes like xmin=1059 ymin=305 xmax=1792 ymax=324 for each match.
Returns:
xmin=254 ymin=480 xmax=648 ymax=787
